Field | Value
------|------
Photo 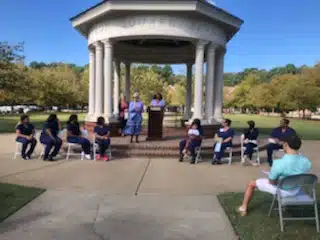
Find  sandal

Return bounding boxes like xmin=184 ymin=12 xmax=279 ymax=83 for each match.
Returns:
xmin=237 ymin=206 xmax=247 ymax=217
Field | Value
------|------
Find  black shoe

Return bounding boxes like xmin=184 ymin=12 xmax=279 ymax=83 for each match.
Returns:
xmin=26 ymin=156 xmax=31 ymax=160
xmin=190 ymin=160 xmax=196 ymax=164
xmin=211 ymin=159 xmax=217 ymax=165
xmin=217 ymin=161 xmax=223 ymax=165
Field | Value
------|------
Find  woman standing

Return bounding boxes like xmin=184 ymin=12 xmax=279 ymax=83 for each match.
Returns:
xmin=242 ymin=120 xmax=259 ymax=166
xmin=15 ymin=115 xmax=37 ymax=160
xmin=124 ymin=92 xmax=144 ymax=143
xmin=118 ymin=94 xmax=129 ymax=136
xmin=66 ymin=114 xmax=91 ymax=160
xmin=212 ymin=119 xmax=235 ymax=165
xmin=150 ymin=92 xmax=165 ymax=107
xmin=40 ymin=114 xmax=62 ymax=161
xmin=94 ymin=117 xmax=111 ymax=161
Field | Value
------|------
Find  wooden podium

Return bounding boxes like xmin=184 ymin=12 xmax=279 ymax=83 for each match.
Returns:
xmin=147 ymin=106 xmax=164 ymax=141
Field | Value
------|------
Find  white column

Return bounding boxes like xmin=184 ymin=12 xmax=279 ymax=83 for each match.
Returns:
xmin=102 ymin=39 xmax=113 ymax=120
xmin=88 ymin=46 xmax=95 ymax=116
xmin=192 ymin=40 xmax=208 ymax=120
xmin=184 ymin=63 xmax=192 ymax=120
xmin=214 ymin=48 xmax=226 ymax=121
xmin=205 ymin=43 xmax=217 ymax=122
xmin=113 ymin=60 xmax=121 ymax=116
xmin=94 ymin=41 xmax=104 ymax=117
xmin=124 ymin=62 xmax=131 ymax=100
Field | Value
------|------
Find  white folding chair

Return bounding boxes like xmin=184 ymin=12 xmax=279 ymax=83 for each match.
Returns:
xmin=13 ymin=142 xmax=23 ymax=160
xmin=65 ymin=129 xmax=88 ymax=160
xmin=240 ymin=134 xmax=260 ymax=165
xmin=93 ymin=135 xmax=112 ymax=161
xmin=194 ymin=146 xmax=202 ymax=164
xmin=268 ymin=174 xmax=319 ymax=232
xmin=223 ymin=147 xmax=233 ymax=165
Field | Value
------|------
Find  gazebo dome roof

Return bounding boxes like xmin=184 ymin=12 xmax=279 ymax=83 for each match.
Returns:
xmin=70 ymin=0 xmax=243 ymax=41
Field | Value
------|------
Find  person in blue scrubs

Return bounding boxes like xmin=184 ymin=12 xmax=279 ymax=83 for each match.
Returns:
xmin=94 ymin=117 xmax=111 ymax=161
xmin=40 ymin=114 xmax=62 ymax=161
xmin=242 ymin=121 xmax=259 ymax=165
xmin=15 ymin=115 xmax=37 ymax=160
xmin=179 ymin=119 xmax=203 ymax=164
xmin=66 ymin=114 xmax=91 ymax=160
xmin=212 ymin=119 xmax=235 ymax=165
xmin=267 ymin=118 xmax=296 ymax=167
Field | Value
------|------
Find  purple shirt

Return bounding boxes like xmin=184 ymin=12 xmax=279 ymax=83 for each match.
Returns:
xmin=151 ymin=99 xmax=165 ymax=107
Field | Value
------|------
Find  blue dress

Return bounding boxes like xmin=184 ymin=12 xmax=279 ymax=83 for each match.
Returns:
xmin=124 ymin=101 xmax=144 ymax=136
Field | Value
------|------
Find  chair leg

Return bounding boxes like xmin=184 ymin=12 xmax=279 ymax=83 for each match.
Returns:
xmin=66 ymin=145 xmax=71 ymax=160
xmin=278 ymin=198 xmax=284 ymax=232
xmin=314 ymin=201 xmax=319 ymax=232
xmin=268 ymin=195 xmax=276 ymax=217
xmin=108 ymin=146 xmax=112 ymax=159
xmin=228 ymin=149 xmax=232 ymax=165
xmin=256 ymin=148 xmax=260 ymax=165
xmin=93 ymin=144 xmax=96 ymax=161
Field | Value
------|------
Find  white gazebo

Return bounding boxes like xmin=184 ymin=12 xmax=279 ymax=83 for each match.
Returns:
xmin=70 ymin=0 xmax=243 ymax=136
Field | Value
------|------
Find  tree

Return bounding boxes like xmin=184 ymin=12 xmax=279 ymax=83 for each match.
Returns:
xmin=0 ymin=42 xmax=30 ymax=107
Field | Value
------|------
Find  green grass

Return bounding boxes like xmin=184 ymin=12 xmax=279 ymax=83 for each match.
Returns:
xmin=0 ymin=182 xmax=45 ymax=222
xmin=0 ymin=113 xmax=86 ymax=133
xmin=218 ymin=188 xmax=320 ymax=240
xmin=225 ymin=114 xmax=320 ymax=140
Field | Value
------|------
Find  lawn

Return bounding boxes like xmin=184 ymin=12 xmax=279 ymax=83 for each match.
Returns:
xmin=0 ymin=113 xmax=319 ymax=140
xmin=218 ymin=189 xmax=320 ymax=240
xmin=0 ymin=112 xmax=86 ymax=133
xmin=0 ymin=182 xmax=45 ymax=222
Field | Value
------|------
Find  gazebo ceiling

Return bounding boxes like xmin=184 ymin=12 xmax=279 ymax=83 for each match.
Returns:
xmin=71 ymin=0 xmax=243 ymax=41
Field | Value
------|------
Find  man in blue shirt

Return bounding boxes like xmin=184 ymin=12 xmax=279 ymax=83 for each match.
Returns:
xmin=267 ymin=118 xmax=296 ymax=166
xmin=237 ymin=134 xmax=311 ymax=216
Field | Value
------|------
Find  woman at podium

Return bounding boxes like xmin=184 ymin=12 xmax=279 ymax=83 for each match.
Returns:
xmin=124 ymin=92 xmax=144 ymax=143
xmin=151 ymin=92 xmax=165 ymax=107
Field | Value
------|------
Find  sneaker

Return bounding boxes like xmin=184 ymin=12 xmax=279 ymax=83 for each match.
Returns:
xmin=96 ymin=154 xmax=101 ymax=160
xmin=103 ymin=156 xmax=109 ymax=161
xmin=26 ymin=156 xmax=31 ymax=160
xmin=85 ymin=154 xmax=91 ymax=160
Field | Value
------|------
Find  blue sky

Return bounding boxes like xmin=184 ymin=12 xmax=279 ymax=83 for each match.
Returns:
xmin=1 ymin=0 xmax=320 ymax=74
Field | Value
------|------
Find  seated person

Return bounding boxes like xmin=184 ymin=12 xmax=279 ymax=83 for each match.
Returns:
xmin=237 ymin=134 xmax=311 ymax=216
xmin=179 ymin=119 xmax=203 ymax=164
xmin=182 ymin=123 xmax=201 ymax=158
xmin=212 ymin=119 xmax=235 ymax=165
xmin=66 ymin=114 xmax=91 ymax=160
xmin=40 ymin=114 xmax=62 ymax=161
xmin=267 ymin=118 xmax=296 ymax=167
xmin=94 ymin=117 xmax=111 ymax=161
xmin=15 ymin=115 xmax=37 ymax=160
xmin=242 ymin=120 xmax=259 ymax=166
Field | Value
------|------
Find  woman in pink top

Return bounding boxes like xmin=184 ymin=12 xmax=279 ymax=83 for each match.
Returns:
xmin=118 ymin=94 xmax=129 ymax=136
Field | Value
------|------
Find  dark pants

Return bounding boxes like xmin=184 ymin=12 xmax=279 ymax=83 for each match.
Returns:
xmin=244 ymin=143 xmax=257 ymax=160
xmin=214 ymin=142 xmax=232 ymax=161
xmin=40 ymin=135 xmax=62 ymax=159
xmin=120 ymin=117 xmax=127 ymax=131
xmin=267 ymin=143 xmax=282 ymax=167
xmin=16 ymin=137 xmax=37 ymax=158
xmin=67 ymin=136 xmax=91 ymax=154
xmin=179 ymin=139 xmax=201 ymax=161
xmin=96 ymin=139 xmax=111 ymax=156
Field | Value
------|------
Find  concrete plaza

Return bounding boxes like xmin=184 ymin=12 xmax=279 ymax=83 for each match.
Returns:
xmin=0 ymin=133 xmax=319 ymax=240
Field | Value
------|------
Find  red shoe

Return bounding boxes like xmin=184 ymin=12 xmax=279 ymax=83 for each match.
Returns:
xmin=96 ymin=154 xmax=101 ymax=160
xmin=103 ymin=156 xmax=109 ymax=161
